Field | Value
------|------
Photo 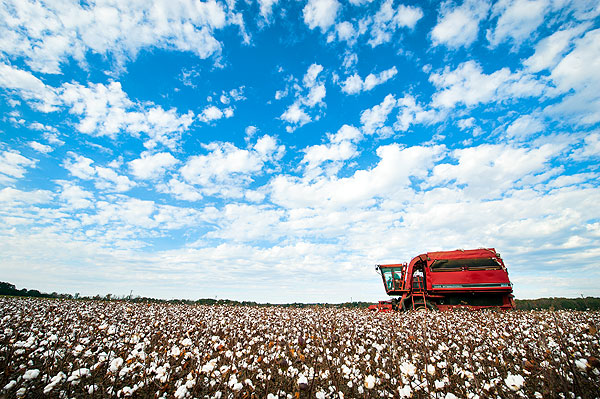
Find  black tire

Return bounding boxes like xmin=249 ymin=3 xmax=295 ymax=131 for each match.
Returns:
xmin=408 ymin=298 xmax=438 ymax=311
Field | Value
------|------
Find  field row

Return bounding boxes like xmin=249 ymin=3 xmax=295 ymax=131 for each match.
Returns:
xmin=1 ymin=297 xmax=599 ymax=398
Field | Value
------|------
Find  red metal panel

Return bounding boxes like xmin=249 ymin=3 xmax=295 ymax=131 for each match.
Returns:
xmin=428 ymin=269 xmax=511 ymax=287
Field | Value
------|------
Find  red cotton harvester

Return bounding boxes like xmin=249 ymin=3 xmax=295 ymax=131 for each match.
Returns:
xmin=375 ymin=248 xmax=515 ymax=311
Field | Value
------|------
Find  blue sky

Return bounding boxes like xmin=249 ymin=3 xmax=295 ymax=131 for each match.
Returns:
xmin=0 ymin=0 xmax=599 ymax=302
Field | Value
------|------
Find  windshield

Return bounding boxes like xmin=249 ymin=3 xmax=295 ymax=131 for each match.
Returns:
xmin=381 ymin=268 xmax=403 ymax=290
xmin=430 ymin=258 xmax=502 ymax=272
xmin=382 ymin=270 xmax=393 ymax=290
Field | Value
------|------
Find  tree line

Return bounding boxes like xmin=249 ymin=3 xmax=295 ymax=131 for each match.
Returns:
xmin=1 ymin=281 xmax=599 ymax=310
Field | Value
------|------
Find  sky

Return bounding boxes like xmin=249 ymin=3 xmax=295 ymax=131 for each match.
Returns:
xmin=0 ymin=0 xmax=599 ymax=303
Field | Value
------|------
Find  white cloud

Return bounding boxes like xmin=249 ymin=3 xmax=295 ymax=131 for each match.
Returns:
xmin=257 ymin=0 xmax=278 ymax=19
xmin=302 ymin=141 xmax=358 ymax=171
xmin=394 ymin=95 xmax=439 ymax=132
xmin=549 ymin=28 xmax=600 ymax=93
xmin=270 ymin=143 xmax=445 ymax=209
xmin=330 ymin=124 xmax=363 ymax=143
xmin=275 ymin=89 xmax=288 ymax=100
xmin=570 ymin=132 xmax=600 ymax=161
xmin=57 ymin=181 xmax=94 ymax=209
xmin=303 ymin=0 xmax=340 ymax=32
xmin=342 ymin=52 xmax=358 ymax=70
xmin=340 ymin=66 xmax=397 ymax=95
xmin=334 ymin=21 xmax=356 ymax=43
xmin=28 ymin=141 xmax=53 ymax=153
xmin=280 ymin=64 xmax=326 ymax=129
xmin=182 ymin=143 xmax=262 ymax=186
xmin=2 ymin=68 xmax=195 ymax=150
xmin=0 ymin=150 xmax=36 ymax=184
xmin=83 ymin=197 xmax=212 ymax=231
xmin=360 ymin=94 xmax=397 ymax=136
xmin=254 ymin=135 xmax=284 ymax=160
xmin=545 ymin=28 xmax=600 ymax=125
xmin=428 ymin=141 xmax=569 ymax=199
xmin=0 ymin=63 xmax=60 ymax=112
xmin=524 ymin=24 xmax=588 ymax=72
xmin=43 ymin=132 xmax=64 ymax=146
xmin=430 ymin=61 xmax=547 ymax=108
xmin=159 ymin=178 xmax=204 ymax=201
xmin=506 ymin=115 xmax=544 ymax=138
xmin=64 ymin=153 xmax=135 ymax=192
xmin=431 ymin=0 xmax=490 ymax=48
xmin=305 ymin=84 xmax=326 ymax=107
xmin=301 ymin=63 xmax=326 ymax=107
xmin=0 ymin=187 xmax=53 ymax=205
xmin=94 ymin=166 xmax=136 ymax=192
xmin=457 ymin=117 xmax=475 ymax=130
xmin=199 ymin=105 xmax=224 ymax=122
xmin=61 ymin=81 xmax=195 ymax=149
xmin=179 ymin=139 xmax=282 ymax=198
xmin=0 ymin=0 xmax=233 ymax=74
xmin=303 ymin=64 xmax=324 ymax=88
xmin=281 ymin=103 xmax=311 ymax=126
xmin=366 ymin=0 xmax=423 ymax=47
xmin=487 ymin=0 xmax=549 ymax=47
xmin=340 ymin=74 xmax=363 ymax=95
xmin=129 ymin=152 xmax=179 ymax=180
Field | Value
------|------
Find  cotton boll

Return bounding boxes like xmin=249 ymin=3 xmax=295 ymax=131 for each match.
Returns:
xmin=109 ymin=357 xmax=124 ymax=373
xmin=505 ymin=373 xmax=525 ymax=391
xmin=23 ymin=369 xmax=40 ymax=380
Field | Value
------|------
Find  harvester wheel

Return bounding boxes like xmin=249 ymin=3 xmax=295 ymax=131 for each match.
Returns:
xmin=411 ymin=299 xmax=438 ymax=312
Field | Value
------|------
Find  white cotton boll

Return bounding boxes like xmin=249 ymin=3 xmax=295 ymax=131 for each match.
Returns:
xmin=298 ymin=374 xmax=308 ymax=385
xmin=398 ymin=385 xmax=412 ymax=398
xmin=4 ymin=380 xmax=17 ymax=390
xmin=119 ymin=366 xmax=131 ymax=377
xmin=232 ymin=382 xmax=243 ymax=391
xmin=67 ymin=368 xmax=90 ymax=382
xmin=575 ymin=359 xmax=589 ymax=370
xmin=174 ymin=385 xmax=188 ymax=398
xmin=364 ymin=375 xmax=376 ymax=389
xmin=181 ymin=338 xmax=193 ymax=347
xmin=171 ymin=345 xmax=181 ymax=357
xmin=445 ymin=393 xmax=458 ymax=399
xmin=427 ymin=364 xmax=435 ymax=375
xmin=16 ymin=387 xmax=26 ymax=397
xmin=400 ymin=362 xmax=416 ymax=376
xmin=73 ymin=344 xmax=84 ymax=355
xmin=316 ymin=391 xmax=326 ymax=399
xmin=202 ymin=359 xmax=217 ymax=373
xmin=109 ymin=357 xmax=124 ymax=373
xmin=504 ymin=373 xmax=525 ymax=391
xmin=267 ymin=394 xmax=278 ymax=399
xmin=23 ymin=369 xmax=40 ymax=380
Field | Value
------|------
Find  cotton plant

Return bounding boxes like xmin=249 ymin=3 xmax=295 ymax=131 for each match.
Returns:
xmin=0 ymin=297 xmax=599 ymax=398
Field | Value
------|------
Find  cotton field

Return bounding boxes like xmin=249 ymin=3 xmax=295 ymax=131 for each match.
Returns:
xmin=1 ymin=298 xmax=599 ymax=399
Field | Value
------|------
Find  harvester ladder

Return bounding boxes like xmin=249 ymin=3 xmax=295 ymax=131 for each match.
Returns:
xmin=410 ymin=276 xmax=427 ymax=310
